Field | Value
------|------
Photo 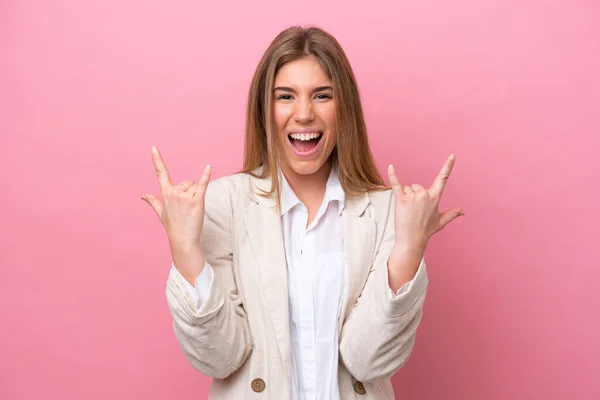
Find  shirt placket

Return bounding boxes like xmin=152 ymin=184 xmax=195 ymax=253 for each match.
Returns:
xmin=296 ymin=206 xmax=317 ymax=399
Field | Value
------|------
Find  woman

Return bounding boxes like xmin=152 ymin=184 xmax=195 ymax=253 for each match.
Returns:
xmin=141 ymin=25 xmax=464 ymax=399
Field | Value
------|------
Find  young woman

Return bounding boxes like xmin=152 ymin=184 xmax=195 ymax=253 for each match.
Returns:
xmin=141 ymin=26 xmax=464 ymax=400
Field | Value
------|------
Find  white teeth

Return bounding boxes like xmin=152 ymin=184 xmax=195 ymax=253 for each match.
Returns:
xmin=289 ymin=132 xmax=322 ymax=141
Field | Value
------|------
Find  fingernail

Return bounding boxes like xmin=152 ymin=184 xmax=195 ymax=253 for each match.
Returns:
xmin=151 ymin=146 xmax=157 ymax=154
xmin=460 ymin=210 xmax=466 ymax=216
xmin=388 ymin=164 xmax=393 ymax=171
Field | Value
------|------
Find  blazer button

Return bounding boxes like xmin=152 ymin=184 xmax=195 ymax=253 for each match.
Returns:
xmin=354 ymin=381 xmax=366 ymax=395
xmin=251 ymin=378 xmax=265 ymax=392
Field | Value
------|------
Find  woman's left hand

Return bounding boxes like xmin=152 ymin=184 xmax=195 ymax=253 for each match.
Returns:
xmin=387 ymin=154 xmax=465 ymax=266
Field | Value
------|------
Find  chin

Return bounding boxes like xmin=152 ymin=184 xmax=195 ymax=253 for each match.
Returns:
xmin=290 ymin=163 xmax=322 ymax=175
xmin=283 ymin=157 xmax=330 ymax=176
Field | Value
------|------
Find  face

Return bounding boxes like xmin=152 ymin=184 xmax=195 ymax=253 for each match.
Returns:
xmin=273 ymin=56 xmax=337 ymax=179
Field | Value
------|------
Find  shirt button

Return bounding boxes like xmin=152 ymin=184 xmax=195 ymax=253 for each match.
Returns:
xmin=251 ymin=378 xmax=265 ymax=392
xmin=354 ymin=381 xmax=366 ymax=394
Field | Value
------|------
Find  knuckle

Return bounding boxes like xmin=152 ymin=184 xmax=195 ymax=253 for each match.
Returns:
xmin=175 ymin=191 xmax=189 ymax=201
xmin=165 ymin=188 xmax=178 ymax=199
xmin=191 ymin=193 xmax=202 ymax=203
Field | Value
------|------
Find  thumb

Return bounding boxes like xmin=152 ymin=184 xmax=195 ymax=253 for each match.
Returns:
xmin=439 ymin=208 xmax=465 ymax=230
xmin=141 ymin=194 xmax=163 ymax=218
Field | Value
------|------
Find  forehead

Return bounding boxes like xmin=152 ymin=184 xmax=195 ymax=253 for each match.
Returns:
xmin=274 ymin=56 xmax=332 ymax=87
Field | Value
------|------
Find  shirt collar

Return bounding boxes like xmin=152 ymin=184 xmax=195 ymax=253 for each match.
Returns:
xmin=279 ymin=165 xmax=345 ymax=217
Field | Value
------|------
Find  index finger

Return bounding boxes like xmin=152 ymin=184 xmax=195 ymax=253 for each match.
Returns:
xmin=429 ymin=154 xmax=456 ymax=201
xmin=151 ymin=146 xmax=173 ymax=191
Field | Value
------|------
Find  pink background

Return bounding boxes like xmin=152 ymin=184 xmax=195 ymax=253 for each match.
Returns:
xmin=1 ymin=0 xmax=599 ymax=399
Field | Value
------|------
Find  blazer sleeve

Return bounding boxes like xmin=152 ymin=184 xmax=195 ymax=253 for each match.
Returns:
xmin=165 ymin=177 xmax=253 ymax=379
xmin=339 ymin=191 xmax=429 ymax=383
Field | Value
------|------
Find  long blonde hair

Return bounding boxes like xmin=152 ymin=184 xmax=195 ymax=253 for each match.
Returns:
xmin=241 ymin=25 xmax=386 ymax=207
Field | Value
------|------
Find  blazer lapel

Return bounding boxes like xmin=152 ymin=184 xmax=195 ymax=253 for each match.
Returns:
xmin=243 ymin=173 xmax=290 ymax=366
xmin=242 ymin=170 xmax=377 ymax=363
xmin=338 ymin=193 xmax=376 ymax=333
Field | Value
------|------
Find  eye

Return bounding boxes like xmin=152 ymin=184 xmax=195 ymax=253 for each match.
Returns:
xmin=277 ymin=94 xmax=293 ymax=100
xmin=315 ymin=93 xmax=333 ymax=100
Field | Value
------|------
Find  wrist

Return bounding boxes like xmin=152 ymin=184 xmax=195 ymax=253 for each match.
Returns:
xmin=387 ymin=246 xmax=424 ymax=292
xmin=168 ymin=235 xmax=201 ymax=252
xmin=170 ymin=243 xmax=205 ymax=285
xmin=390 ymin=243 xmax=425 ymax=261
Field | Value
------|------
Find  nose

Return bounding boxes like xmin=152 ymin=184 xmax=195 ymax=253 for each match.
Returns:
xmin=294 ymin=97 xmax=315 ymax=124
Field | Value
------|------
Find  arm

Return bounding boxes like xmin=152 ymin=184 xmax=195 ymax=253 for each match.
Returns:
xmin=171 ymin=259 xmax=212 ymax=307
xmin=165 ymin=177 xmax=252 ymax=379
xmin=339 ymin=192 xmax=429 ymax=382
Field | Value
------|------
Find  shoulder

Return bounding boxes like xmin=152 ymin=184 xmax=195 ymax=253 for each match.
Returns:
xmin=204 ymin=171 xmax=260 ymax=213
xmin=367 ymin=188 xmax=394 ymax=209
xmin=367 ymin=188 xmax=393 ymax=204
xmin=366 ymin=188 xmax=394 ymax=221
xmin=206 ymin=171 xmax=252 ymax=198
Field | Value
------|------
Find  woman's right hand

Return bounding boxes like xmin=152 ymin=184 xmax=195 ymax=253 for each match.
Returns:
xmin=141 ymin=146 xmax=212 ymax=284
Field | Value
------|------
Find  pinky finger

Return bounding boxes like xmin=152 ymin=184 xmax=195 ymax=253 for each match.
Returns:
xmin=388 ymin=165 xmax=404 ymax=196
xmin=199 ymin=165 xmax=212 ymax=185
xmin=192 ymin=165 xmax=212 ymax=198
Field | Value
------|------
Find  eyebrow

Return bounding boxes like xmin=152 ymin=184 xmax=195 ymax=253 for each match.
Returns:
xmin=273 ymin=86 xmax=333 ymax=93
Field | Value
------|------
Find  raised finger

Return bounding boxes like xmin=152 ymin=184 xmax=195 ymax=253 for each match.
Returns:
xmin=388 ymin=165 xmax=405 ymax=196
xmin=151 ymin=146 xmax=173 ymax=191
xmin=430 ymin=154 xmax=456 ymax=201
xmin=192 ymin=165 xmax=212 ymax=199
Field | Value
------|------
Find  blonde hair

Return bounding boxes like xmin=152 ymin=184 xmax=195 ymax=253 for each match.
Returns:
xmin=241 ymin=25 xmax=386 ymax=207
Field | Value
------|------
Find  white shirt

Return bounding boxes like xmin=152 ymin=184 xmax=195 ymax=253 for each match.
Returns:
xmin=171 ymin=167 xmax=416 ymax=400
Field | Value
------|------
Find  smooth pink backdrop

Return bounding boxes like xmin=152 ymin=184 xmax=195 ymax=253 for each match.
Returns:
xmin=1 ymin=0 xmax=599 ymax=399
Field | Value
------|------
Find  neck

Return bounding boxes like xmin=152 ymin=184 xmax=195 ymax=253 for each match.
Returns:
xmin=280 ymin=159 xmax=332 ymax=210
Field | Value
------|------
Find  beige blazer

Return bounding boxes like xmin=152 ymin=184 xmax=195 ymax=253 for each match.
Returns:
xmin=165 ymin=169 xmax=429 ymax=399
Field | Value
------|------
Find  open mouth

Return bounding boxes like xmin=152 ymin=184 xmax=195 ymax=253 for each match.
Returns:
xmin=288 ymin=132 xmax=323 ymax=153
